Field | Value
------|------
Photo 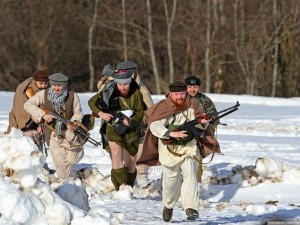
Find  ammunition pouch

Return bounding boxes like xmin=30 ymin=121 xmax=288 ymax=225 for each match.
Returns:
xmin=82 ymin=114 xmax=95 ymax=131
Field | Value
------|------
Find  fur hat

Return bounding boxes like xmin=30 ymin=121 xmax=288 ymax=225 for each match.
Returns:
xmin=32 ymin=70 xmax=49 ymax=82
xmin=168 ymin=81 xmax=187 ymax=92
xmin=49 ymin=73 xmax=68 ymax=86
xmin=184 ymin=75 xmax=201 ymax=86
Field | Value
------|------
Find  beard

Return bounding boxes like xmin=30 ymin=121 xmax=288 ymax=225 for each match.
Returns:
xmin=118 ymin=89 xmax=129 ymax=96
xmin=172 ymin=98 xmax=186 ymax=110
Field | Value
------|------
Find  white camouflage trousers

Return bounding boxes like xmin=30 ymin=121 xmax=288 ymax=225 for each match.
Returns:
xmin=162 ymin=156 xmax=199 ymax=211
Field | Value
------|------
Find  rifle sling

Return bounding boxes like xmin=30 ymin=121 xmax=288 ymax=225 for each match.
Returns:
xmin=166 ymin=144 xmax=211 ymax=164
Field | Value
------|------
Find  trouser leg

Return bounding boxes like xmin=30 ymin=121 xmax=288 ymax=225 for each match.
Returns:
xmin=197 ymin=160 xmax=203 ymax=182
xmin=181 ymin=157 xmax=199 ymax=211
xmin=50 ymin=133 xmax=84 ymax=179
xmin=162 ymin=164 xmax=181 ymax=209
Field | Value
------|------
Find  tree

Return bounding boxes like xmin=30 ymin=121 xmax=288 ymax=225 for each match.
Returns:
xmin=164 ymin=0 xmax=177 ymax=83
xmin=88 ymin=0 xmax=100 ymax=92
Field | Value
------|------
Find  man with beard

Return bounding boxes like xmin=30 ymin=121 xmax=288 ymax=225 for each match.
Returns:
xmin=24 ymin=73 xmax=84 ymax=180
xmin=137 ymin=81 xmax=210 ymax=222
xmin=7 ymin=70 xmax=49 ymax=143
xmin=88 ymin=68 xmax=144 ymax=191
xmin=97 ymin=61 xmax=154 ymax=188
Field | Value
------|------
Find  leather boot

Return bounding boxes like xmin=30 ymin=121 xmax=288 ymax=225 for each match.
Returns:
xmin=185 ymin=208 xmax=199 ymax=220
xmin=162 ymin=207 xmax=173 ymax=222
xmin=111 ymin=167 xmax=127 ymax=191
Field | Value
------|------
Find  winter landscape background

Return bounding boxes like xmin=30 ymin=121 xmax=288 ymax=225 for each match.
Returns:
xmin=1 ymin=91 xmax=300 ymax=225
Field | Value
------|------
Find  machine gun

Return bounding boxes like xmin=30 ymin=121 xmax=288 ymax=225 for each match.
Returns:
xmin=163 ymin=101 xmax=240 ymax=145
xmin=211 ymin=101 xmax=240 ymax=125
xmin=44 ymin=110 xmax=101 ymax=147
xmin=110 ymin=111 xmax=146 ymax=135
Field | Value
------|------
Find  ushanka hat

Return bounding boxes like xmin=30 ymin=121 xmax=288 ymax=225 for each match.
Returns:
xmin=168 ymin=81 xmax=187 ymax=92
xmin=184 ymin=75 xmax=201 ymax=86
xmin=49 ymin=73 xmax=69 ymax=85
xmin=32 ymin=70 xmax=49 ymax=82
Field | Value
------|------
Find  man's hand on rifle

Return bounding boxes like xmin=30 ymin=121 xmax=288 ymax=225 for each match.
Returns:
xmin=196 ymin=113 xmax=211 ymax=126
xmin=123 ymin=117 xmax=131 ymax=126
xmin=42 ymin=114 xmax=56 ymax=123
xmin=67 ymin=122 xmax=77 ymax=131
xmin=98 ymin=111 xmax=113 ymax=122
xmin=169 ymin=130 xmax=188 ymax=140
xmin=37 ymin=126 xmax=42 ymax=134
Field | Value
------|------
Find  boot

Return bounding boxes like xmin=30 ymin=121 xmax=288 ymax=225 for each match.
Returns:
xmin=185 ymin=208 xmax=199 ymax=220
xmin=162 ymin=207 xmax=173 ymax=222
xmin=127 ymin=170 xmax=137 ymax=187
xmin=111 ymin=167 xmax=127 ymax=191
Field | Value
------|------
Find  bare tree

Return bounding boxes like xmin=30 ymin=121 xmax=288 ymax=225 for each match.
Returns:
xmin=88 ymin=0 xmax=100 ymax=92
xmin=122 ymin=0 xmax=128 ymax=61
xmin=205 ymin=0 xmax=212 ymax=93
xmin=146 ymin=0 xmax=161 ymax=94
xmin=271 ymin=0 xmax=279 ymax=97
xmin=164 ymin=0 xmax=177 ymax=83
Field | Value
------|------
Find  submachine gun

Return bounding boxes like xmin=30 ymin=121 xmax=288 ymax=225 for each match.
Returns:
xmin=163 ymin=101 xmax=240 ymax=145
xmin=45 ymin=110 xmax=101 ymax=147
xmin=110 ymin=111 xmax=146 ymax=135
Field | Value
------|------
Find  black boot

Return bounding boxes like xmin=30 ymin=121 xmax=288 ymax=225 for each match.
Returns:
xmin=162 ymin=207 xmax=173 ymax=222
xmin=185 ymin=208 xmax=199 ymax=220
xmin=127 ymin=170 xmax=137 ymax=187
xmin=111 ymin=167 xmax=127 ymax=191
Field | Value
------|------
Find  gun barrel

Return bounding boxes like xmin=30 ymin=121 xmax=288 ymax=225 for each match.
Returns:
xmin=211 ymin=103 xmax=240 ymax=123
xmin=217 ymin=101 xmax=240 ymax=115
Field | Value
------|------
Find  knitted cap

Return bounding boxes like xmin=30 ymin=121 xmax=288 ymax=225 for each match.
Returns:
xmin=49 ymin=73 xmax=68 ymax=86
xmin=184 ymin=75 xmax=201 ymax=86
xmin=168 ymin=81 xmax=187 ymax=92
xmin=32 ymin=70 xmax=49 ymax=82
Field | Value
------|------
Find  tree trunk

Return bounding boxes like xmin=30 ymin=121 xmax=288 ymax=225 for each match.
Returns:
xmin=146 ymin=0 xmax=161 ymax=94
xmin=88 ymin=0 xmax=100 ymax=92
xmin=271 ymin=0 xmax=279 ymax=97
xmin=164 ymin=0 xmax=177 ymax=83
xmin=205 ymin=0 xmax=211 ymax=93
xmin=122 ymin=0 xmax=128 ymax=61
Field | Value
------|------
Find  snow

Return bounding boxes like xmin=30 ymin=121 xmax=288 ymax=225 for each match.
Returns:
xmin=1 ymin=91 xmax=300 ymax=224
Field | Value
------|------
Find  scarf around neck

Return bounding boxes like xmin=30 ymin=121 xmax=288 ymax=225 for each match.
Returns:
xmin=47 ymin=87 xmax=68 ymax=113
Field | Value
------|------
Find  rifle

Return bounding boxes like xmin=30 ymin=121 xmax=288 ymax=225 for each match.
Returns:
xmin=211 ymin=101 xmax=240 ymax=125
xmin=44 ymin=110 xmax=101 ymax=147
xmin=163 ymin=101 xmax=240 ymax=145
xmin=110 ymin=111 xmax=146 ymax=135
xmin=39 ymin=123 xmax=48 ymax=156
xmin=25 ymin=120 xmax=48 ymax=156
